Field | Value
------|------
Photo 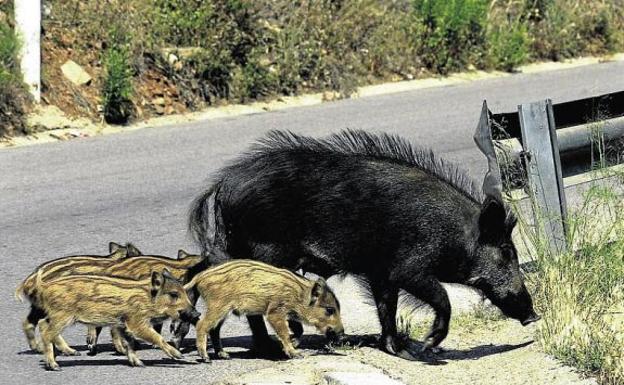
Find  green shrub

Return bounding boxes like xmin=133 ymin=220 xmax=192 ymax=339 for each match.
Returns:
xmin=34 ymin=0 xmax=624 ymax=128
xmin=0 ymin=14 xmax=30 ymax=136
xmin=487 ymin=19 xmax=530 ymax=71
xmin=230 ymin=47 xmax=278 ymax=101
xmin=102 ymin=45 xmax=134 ymax=124
xmin=412 ymin=0 xmax=489 ymax=73
xmin=516 ymin=182 xmax=624 ymax=385
xmin=520 ymin=0 xmax=624 ymax=60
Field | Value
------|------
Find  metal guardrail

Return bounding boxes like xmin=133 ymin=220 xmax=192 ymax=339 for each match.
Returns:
xmin=475 ymin=90 xmax=624 ymax=255
xmin=493 ymin=116 xmax=624 ymax=164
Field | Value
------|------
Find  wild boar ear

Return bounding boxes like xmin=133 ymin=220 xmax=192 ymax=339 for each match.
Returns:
xmin=162 ymin=268 xmax=177 ymax=282
xmin=151 ymin=271 xmax=164 ymax=295
xmin=109 ymin=242 xmax=122 ymax=253
xmin=478 ymin=196 xmax=507 ymax=243
xmin=310 ymin=278 xmax=327 ymax=305
xmin=178 ymin=249 xmax=188 ymax=259
xmin=126 ymin=243 xmax=142 ymax=257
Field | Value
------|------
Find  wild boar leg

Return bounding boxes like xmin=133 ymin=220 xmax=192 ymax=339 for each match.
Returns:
xmin=39 ymin=315 xmax=73 ymax=371
xmin=52 ymin=334 xmax=79 ymax=356
xmin=23 ymin=305 xmax=45 ymax=352
xmin=125 ymin=320 xmax=182 ymax=361
xmin=86 ymin=326 xmax=102 ymax=355
xmin=370 ymin=282 xmax=400 ymax=355
xmin=266 ymin=310 xmax=301 ymax=358
xmin=288 ymin=320 xmax=304 ymax=348
xmin=247 ymin=314 xmax=281 ymax=354
xmin=152 ymin=321 xmax=164 ymax=336
xmin=210 ymin=320 xmax=230 ymax=359
xmin=405 ymin=277 xmax=451 ymax=351
xmin=111 ymin=326 xmax=129 ymax=354
xmin=171 ymin=321 xmax=190 ymax=350
xmin=196 ymin=312 xmax=227 ymax=362
xmin=118 ymin=328 xmax=143 ymax=367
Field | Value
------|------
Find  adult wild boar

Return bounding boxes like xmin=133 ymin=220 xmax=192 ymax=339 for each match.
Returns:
xmin=188 ymin=129 xmax=540 ymax=359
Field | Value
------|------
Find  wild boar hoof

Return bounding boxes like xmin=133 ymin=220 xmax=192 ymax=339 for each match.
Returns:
xmin=379 ymin=335 xmax=398 ymax=355
xmin=62 ymin=349 xmax=80 ymax=356
xmin=216 ymin=351 xmax=230 ymax=360
xmin=394 ymin=349 xmax=419 ymax=361
xmin=46 ymin=362 xmax=61 ymax=371
xmin=198 ymin=356 xmax=212 ymax=364
xmin=286 ymin=349 xmax=303 ymax=359
xmin=290 ymin=337 xmax=301 ymax=348
xmin=167 ymin=349 xmax=183 ymax=360
xmin=128 ymin=357 xmax=145 ymax=367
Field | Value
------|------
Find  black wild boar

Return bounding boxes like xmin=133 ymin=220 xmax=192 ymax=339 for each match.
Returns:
xmin=29 ymin=268 xmax=197 ymax=370
xmin=187 ymin=129 xmax=540 ymax=359
xmin=183 ymin=260 xmax=344 ymax=362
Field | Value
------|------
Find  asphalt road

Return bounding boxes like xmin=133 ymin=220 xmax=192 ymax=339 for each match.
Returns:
xmin=2 ymin=60 xmax=624 ymax=384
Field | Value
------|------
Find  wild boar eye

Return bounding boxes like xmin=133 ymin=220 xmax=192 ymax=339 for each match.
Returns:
xmin=501 ymin=245 xmax=514 ymax=260
xmin=169 ymin=292 xmax=179 ymax=300
xmin=325 ymin=307 xmax=336 ymax=316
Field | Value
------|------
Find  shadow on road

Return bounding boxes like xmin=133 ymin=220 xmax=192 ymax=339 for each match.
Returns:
xmin=19 ymin=334 xmax=534 ymax=367
xmin=439 ymin=340 xmax=535 ymax=361
xmin=49 ymin=357 xmax=199 ymax=369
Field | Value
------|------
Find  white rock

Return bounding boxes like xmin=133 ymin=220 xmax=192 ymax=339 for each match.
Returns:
xmin=61 ymin=60 xmax=92 ymax=86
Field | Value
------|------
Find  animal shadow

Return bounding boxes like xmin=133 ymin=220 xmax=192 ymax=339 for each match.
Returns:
xmin=43 ymin=357 xmax=198 ymax=369
xmin=438 ymin=340 xmax=535 ymax=361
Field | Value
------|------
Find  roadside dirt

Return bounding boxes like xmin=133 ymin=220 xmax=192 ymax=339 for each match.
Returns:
xmin=213 ymin=306 xmax=596 ymax=385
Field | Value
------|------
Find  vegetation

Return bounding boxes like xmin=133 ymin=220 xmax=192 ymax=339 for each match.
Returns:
xmin=101 ymin=27 xmax=134 ymax=124
xmin=518 ymin=181 xmax=624 ymax=385
xmin=30 ymin=0 xmax=624 ymax=127
xmin=0 ymin=2 xmax=30 ymax=136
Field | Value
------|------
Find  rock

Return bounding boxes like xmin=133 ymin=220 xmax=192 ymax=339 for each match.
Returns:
xmin=61 ymin=60 xmax=92 ymax=86
xmin=152 ymin=98 xmax=166 ymax=115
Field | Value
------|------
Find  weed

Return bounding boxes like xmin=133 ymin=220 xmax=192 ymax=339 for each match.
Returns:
xmin=412 ymin=0 xmax=489 ymax=73
xmin=513 ymin=176 xmax=624 ymax=385
xmin=102 ymin=27 xmax=134 ymax=124
xmin=0 ymin=9 xmax=30 ymax=136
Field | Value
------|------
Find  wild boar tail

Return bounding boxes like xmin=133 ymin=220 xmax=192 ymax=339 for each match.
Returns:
xmin=183 ymin=272 xmax=202 ymax=291
xmin=189 ymin=182 xmax=224 ymax=257
xmin=15 ymin=271 xmax=37 ymax=302
xmin=14 ymin=280 xmax=26 ymax=302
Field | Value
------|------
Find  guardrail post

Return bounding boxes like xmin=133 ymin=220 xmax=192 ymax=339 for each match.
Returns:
xmin=518 ymin=99 xmax=568 ymax=254
xmin=14 ymin=0 xmax=41 ymax=102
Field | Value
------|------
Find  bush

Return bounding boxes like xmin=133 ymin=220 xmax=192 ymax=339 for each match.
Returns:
xmin=0 ymin=10 xmax=30 ymax=136
xmin=519 ymin=0 xmax=624 ymax=60
xmin=487 ymin=18 xmax=530 ymax=71
xmin=412 ymin=0 xmax=489 ymax=73
xmin=517 ymin=183 xmax=624 ymax=385
xmin=102 ymin=45 xmax=134 ymax=124
xmin=31 ymin=0 xmax=624 ymax=130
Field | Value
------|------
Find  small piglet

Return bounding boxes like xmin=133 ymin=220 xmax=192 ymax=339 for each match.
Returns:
xmin=31 ymin=268 xmax=198 ymax=370
xmin=183 ymin=260 xmax=344 ymax=362
xmin=14 ymin=242 xmax=139 ymax=353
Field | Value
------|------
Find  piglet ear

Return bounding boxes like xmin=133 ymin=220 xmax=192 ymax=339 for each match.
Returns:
xmin=151 ymin=271 xmax=164 ymax=294
xmin=178 ymin=249 xmax=189 ymax=259
xmin=109 ymin=242 xmax=122 ymax=253
xmin=126 ymin=243 xmax=142 ymax=257
xmin=478 ymin=196 xmax=507 ymax=243
xmin=310 ymin=278 xmax=327 ymax=305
